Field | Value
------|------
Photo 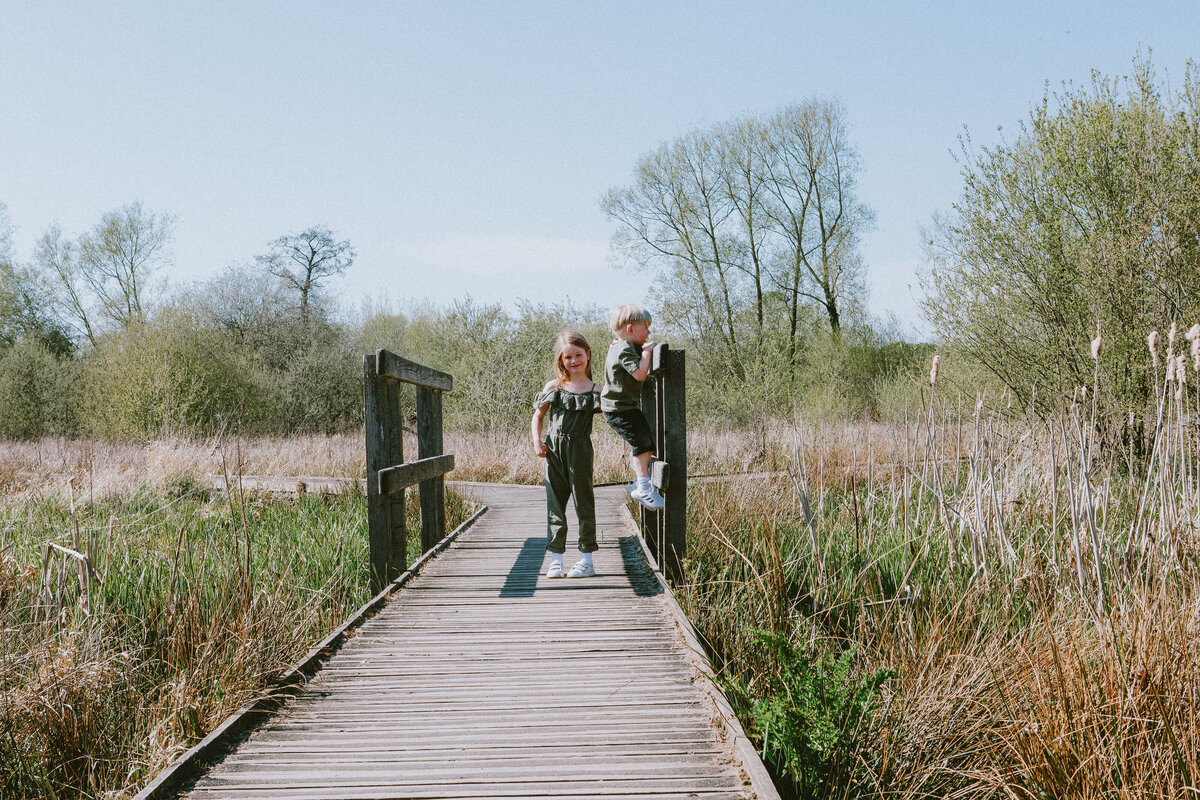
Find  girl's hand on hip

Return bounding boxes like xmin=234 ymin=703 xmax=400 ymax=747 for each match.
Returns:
xmin=534 ymin=441 xmax=548 ymax=458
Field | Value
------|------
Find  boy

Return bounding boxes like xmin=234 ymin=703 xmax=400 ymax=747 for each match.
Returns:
xmin=601 ymin=304 xmax=665 ymax=510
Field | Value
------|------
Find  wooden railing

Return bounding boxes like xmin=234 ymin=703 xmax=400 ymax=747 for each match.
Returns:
xmin=363 ymin=350 xmax=455 ymax=591
xmin=640 ymin=345 xmax=687 ymax=583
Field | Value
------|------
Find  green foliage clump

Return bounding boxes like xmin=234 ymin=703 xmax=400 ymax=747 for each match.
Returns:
xmin=80 ymin=311 xmax=266 ymax=439
xmin=728 ymin=630 xmax=895 ymax=799
xmin=0 ymin=338 xmax=78 ymax=438
xmin=926 ymin=54 xmax=1200 ymax=433
xmin=354 ymin=298 xmax=609 ymax=431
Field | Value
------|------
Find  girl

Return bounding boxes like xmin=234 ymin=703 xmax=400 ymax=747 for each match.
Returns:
xmin=531 ymin=331 xmax=600 ymax=578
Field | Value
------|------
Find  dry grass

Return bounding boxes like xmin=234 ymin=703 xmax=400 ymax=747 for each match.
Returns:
xmin=0 ymin=423 xmax=785 ymax=506
xmin=673 ymin=374 xmax=1200 ymax=797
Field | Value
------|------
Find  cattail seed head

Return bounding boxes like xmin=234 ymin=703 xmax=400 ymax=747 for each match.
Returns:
xmin=1167 ymin=356 xmax=1177 ymax=382
xmin=929 ymin=354 xmax=941 ymax=386
xmin=1090 ymin=324 xmax=1103 ymax=361
xmin=1149 ymin=331 xmax=1160 ymax=366
xmin=1177 ymin=354 xmax=1187 ymax=385
xmin=1169 ymin=322 xmax=1178 ymax=348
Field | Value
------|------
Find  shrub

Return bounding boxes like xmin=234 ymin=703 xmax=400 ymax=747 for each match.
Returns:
xmin=726 ymin=630 xmax=894 ymax=798
xmin=0 ymin=338 xmax=78 ymax=438
xmin=80 ymin=311 xmax=267 ymax=439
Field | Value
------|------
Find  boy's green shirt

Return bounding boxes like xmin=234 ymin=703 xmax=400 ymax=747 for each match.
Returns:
xmin=601 ymin=339 xmax=643 ymax=413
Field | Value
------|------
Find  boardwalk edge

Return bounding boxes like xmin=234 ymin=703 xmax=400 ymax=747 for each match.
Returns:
xmin=618 ymin=503 xmax=784 ymax=800
xmin=131 ymin=503 xmax=490 ymax=800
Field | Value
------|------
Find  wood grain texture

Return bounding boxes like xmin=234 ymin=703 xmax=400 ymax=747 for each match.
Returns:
xmin=378 ymin=454 xmax=455 ymax=495
xmin=375 ymin=349 xmax=454 ymax=391
xmin=175 ymin=485 xmax=770 ymax=800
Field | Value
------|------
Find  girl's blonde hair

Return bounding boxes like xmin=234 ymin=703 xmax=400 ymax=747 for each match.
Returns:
xmin=610 ymin=304 xmax=652 ymax=332
xmin=553 ymin=331 xmax=593 ymax=385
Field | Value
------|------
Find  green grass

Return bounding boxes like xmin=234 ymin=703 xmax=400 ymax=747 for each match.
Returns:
xmin=0 ymin=484 xmax=472 ymax=800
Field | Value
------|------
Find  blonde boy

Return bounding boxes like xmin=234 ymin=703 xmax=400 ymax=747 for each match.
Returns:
xmin=601 ymin=304 xmax=664 ymax=510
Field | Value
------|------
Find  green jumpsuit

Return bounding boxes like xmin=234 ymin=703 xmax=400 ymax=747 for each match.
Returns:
xmin=534 ymin=384 xmax=600 ymax=554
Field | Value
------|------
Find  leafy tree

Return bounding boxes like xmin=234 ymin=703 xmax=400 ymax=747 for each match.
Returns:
xmin=0 ymin=206 xmax=74 ymax=356
xmin=924 ymin=56 xmax=1200 ymax=432
xmin=256 ymin=225 xmax=355 ymax=324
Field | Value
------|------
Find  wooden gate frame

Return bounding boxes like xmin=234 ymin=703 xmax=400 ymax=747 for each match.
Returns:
xmin=640 ymin=345 xmax=686 ymax=584
xmin=363 ymin=350 xmax=455 ymax=591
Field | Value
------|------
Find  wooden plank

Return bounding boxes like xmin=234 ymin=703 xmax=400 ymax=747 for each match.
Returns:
xmin=416 ymin=385 xmax=446 ymax=553
xmin=379 ymin=454 xmax=455 ymax=496
xmin=376 ymin=349 xmax=453 ymax=391
xmin=640 ymin=368 xmax=663 ymax=564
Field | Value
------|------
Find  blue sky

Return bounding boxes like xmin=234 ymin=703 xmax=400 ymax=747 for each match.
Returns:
xmin=2 ymin=1 xmax=1197 ymax=335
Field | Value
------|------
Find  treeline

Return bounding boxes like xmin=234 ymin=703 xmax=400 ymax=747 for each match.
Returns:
xmin=0 ymin=205 xmax=924 ymax=440
xmin=0 ymin=100 xmax=941 ymax=442
xmin=0 ymin=206 xmax=626 ymax=439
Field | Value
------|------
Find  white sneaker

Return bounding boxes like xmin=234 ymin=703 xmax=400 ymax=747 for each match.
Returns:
xmin=623 ymin=480 xmax=638 ymax=495
xmin=546 ymin=560 xmax=564 ymax=578
xmin=631 ymin=485 xmax=665 ymax=510
xmin=567 ymin=560 xmax=595 ymax=578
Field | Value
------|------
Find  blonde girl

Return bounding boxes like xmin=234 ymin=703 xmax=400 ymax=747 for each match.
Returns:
xmin=531 ymin=331 xmax=600 ymax=578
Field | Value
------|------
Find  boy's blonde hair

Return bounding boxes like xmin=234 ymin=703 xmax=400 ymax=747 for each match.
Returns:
xmin=553 ymin=331 xmax=593 ymax=385
xmin=610 ymin=304 xmax=652 ymax=333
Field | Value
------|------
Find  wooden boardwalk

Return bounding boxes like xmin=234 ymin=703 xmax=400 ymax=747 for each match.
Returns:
xmin=177 ymin=484 xmax=774 ymax=800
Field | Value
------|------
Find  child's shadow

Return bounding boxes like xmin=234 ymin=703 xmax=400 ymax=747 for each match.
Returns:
xmin=498 ymin=536 xmax=664 ymax=598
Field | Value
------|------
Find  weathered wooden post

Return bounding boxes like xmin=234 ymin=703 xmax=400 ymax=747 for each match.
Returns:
xmin=416 ymin=385 xmax=445 ymax=553
xmin=640 ymin=346 xmax=686 ymax=583
xmin=364 ymin=350 xmax=455 ymax=592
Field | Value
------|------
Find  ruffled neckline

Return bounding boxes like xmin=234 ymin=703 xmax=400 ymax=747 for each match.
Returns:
xmin=535 ymin=384 xmax=600 ymax=411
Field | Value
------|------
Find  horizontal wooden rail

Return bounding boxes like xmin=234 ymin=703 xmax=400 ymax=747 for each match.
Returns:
xmin=376 ymin=349 xmax=453 ymax=391
xmin=378 ymin=453 xmax=455 ymax=495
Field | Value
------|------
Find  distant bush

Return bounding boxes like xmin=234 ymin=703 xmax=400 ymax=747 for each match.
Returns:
xmin=0 ymin=339 xmax=78 ymax=438
xmin=80 ymin=311 xmax=266 ymax=439
xmin=275 ymin=338 xmax=362 ymax=433
xmin=354 ymin=298 xmax=609 ymax=431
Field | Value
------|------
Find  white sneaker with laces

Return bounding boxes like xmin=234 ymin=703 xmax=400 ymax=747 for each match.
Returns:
xmin=631 ymin=485 xmax=665 ymax=510
xmin=546 ymin=560 xmax=564 ymax=578
xmin=567 ymin=560 xmax=595 ymax=578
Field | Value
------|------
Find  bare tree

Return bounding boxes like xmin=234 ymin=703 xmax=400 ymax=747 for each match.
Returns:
xmin=33 ymin=203 xmax=174 ymax=345
xmin=256 ymin=225 xmax=355 ymax=323
xmin=759 ymin=100 xmax=873 ymax=344
xmin=34 ymin=224 xmax=96 ymax=346
xmin=602 ymin=132 xmax=745 ymax=379
xmin=602 ymin=100 xmax=873 ymax=382
xmin=76 ymin=202 xmax=174 ymax=328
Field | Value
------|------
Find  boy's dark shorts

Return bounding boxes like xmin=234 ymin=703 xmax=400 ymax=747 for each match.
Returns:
xmin=603 ymin=408 xmax=656 ymax=456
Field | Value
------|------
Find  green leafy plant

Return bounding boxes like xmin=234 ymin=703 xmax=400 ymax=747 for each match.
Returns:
xmin=728 ymin=629 xmax=894 ymax=799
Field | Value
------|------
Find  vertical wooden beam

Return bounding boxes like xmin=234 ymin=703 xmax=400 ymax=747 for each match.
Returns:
xmin=383 ymin=377 xmax=406 ymax=580
xmin=661 ymin=349 xmax=687 ymax=583
xmin=416 ymin=386 xmax=446 ymax=553
xmin=640 ymin=369 xmax=663 ymax=564
xmin=363 ymin=354 xmax=389 ymax=592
